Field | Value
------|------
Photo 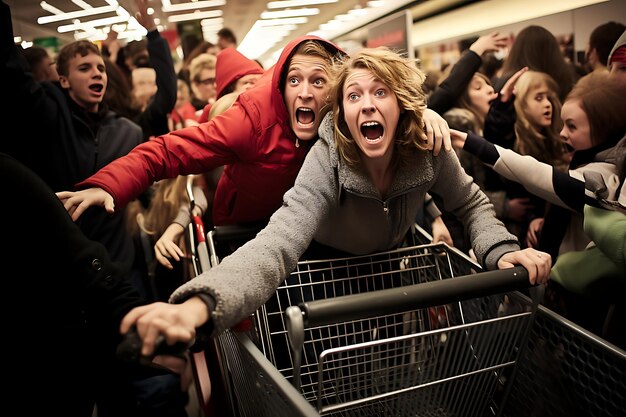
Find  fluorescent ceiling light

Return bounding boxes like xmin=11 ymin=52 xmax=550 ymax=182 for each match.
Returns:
xmin=38 ymin=4 xmax=117 ymax=24
xmin=57 ymin=15 xmax=130 ymax=32
xmin=309 ymin=0 xmax=413 ymax=42
xmin=319 ymin=21 xmax=341 ymax=30
xmin=267 ymin=0 xmax=337 ymax=8
xmin=168 ymin=9 xmax=223 ymax=23
xmin=72 ymin=0 xmax=93 ymax=9
xmin=239 ymin=20 xmax=296 ymax=59
xmin=110 ymin=24 xmax=127 ymax=32
xmin=40 ymin=2 xmax=64 ymax=15
xmin=201 ymin=17 xmax=225 ymax=26
xmin=162 ymin=0 xmax=226 ymax=13
xmin=348 ymin=8 xmax=368 ymax=17
xmin=257 ymin=16 xmax=308 ymax=26
xmin=335 ymin=13 xmax=356 ymax=22
xmin=261 ymin=8 xmax=319 ymax=19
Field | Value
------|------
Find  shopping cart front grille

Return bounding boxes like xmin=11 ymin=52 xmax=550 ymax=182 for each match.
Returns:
xmin=246 ymin=239 xmax=532 ymax=415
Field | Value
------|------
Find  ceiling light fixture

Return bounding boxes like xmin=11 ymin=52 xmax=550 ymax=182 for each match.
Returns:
xmin=310 ymin=0 xmax=413 ymax=44
xmin=40 ymin=2 xmax=64 ymax=15
xmin=161 ymin=0 xmax=226 ymax=13
xmin=267 ymin=0 xmax=337 ymax=9
xmin=260 ymin=7 xmax=320 ymax=19
xmin=201 ymin=17 xmax=225 ymax=26
xmin=38 ymin=4 xmax=117 ymax=24
xmin=57 ymin=14 xmax=131 ymax=33
xmin=72 ymin=0 xmax=93 ymax=9
xmin=239 ymin=20 xmax=297 ymax=60
xmin=167 ymin=9 xmax=223 ymax=23
xmin=257 ymin=16 xmax=309 ymax=26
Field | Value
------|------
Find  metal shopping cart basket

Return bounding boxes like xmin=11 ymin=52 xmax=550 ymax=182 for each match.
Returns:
xmin=202 ymin=225 xmax=626 ymax=417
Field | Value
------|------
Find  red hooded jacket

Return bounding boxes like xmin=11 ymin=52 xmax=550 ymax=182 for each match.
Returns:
xmin=197 ymin=47 xmax=265 ymax=123
xmin=76 ymin=36 xmax=344 ymax=225
xmin=216 ymin=47 xmax=264 ymax=99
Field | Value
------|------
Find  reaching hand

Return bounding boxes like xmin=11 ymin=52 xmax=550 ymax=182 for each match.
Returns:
xmin=469 ymin=31 xmax=508 ymax=56
xmin=431 ymin=216 xmax=454 ymax=246
xmin=499 ymin=67 xmax=528 ymax=103
xmin=56 ymin=188 xmax=114 ymax=221
xmin=497 ymin=248 xmax=551 ymax=285
xmin=134 ymin=0 xmax=156 ymax=31
xmin=120 ymin=297 xmax=210 ymax=356
xmin=422 ymin=108 xmax=452 ymax=156
xmin=154 ymin=223 xmax=186 ymax=269
xmin=450 ymin=129 xmax=468 ymax=149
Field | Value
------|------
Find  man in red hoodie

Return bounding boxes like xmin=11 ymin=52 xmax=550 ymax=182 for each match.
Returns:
xmin=196 ymin=47 xmax=265 ymax=123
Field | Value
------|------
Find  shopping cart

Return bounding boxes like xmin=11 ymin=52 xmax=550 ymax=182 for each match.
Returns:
xmin=202 ymin=224 xmax=626 ymax=417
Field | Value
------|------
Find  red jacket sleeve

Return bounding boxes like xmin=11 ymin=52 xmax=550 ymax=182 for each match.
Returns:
xmin=75 ymin=105 xmax=257 ymax=207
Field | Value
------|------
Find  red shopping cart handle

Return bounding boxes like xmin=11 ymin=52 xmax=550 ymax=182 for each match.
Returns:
xmin=299 ymin=266 xmax=530 ymax=327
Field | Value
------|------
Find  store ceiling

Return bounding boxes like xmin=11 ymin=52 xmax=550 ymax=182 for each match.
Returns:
xmin=6 ymin=0 xmax=477 ymax=63
xmin=7 ymin=0 xmax=366 ymax=56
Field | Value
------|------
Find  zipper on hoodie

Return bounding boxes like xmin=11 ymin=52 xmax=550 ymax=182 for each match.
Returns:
xmin=346 ymin=188 xmax=413 ymax=217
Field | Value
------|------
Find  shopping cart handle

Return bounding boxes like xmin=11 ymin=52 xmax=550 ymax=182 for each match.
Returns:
xmin=299 ymin=266 xmax=530 ymax=327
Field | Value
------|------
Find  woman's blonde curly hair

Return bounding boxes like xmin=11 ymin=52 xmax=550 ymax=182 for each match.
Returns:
xmin=330 ymin=47 xmax=428 ymax=167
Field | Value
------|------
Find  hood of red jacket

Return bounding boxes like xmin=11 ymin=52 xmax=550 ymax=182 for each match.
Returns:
xmin=238 ymin=35 xmax=346 ymax=140
xmin=215 ymin=47 xmax=264 ymax=99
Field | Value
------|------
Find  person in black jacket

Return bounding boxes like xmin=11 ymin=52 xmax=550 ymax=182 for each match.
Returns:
xmin=1 ymin=0 xmax=189 ymax=414
xmin=102 ymin=0 xmax=178 ymax=142
xmin=1 ymin=152 xmax=146 ymax=417
xmin=0 ymin=0 xmax=143 ymax=276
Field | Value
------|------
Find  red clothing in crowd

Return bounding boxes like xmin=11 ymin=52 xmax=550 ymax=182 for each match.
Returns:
xmin=76 ymin=36 xmax=344 ymax=226
xmin=197 ymin=47 xmax=265 ymax=124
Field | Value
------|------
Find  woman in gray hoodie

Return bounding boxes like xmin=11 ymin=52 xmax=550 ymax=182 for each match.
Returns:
xmin=120 ymin=47 xmax=552 ymax=356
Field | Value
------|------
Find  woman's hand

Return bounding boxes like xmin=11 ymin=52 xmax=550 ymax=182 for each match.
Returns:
xmin=499 ymin=66 xmax=528 ymax=103
xmin=431 ymin=216 xmax=454 ymax=246
xmin=469 ymin=31 xmax=508 ymax=56
xmin=56 ymin=188 xmax=114 ymax=221
xmin=450 ymin=129 xmax=468 ymax=149
xmin=154 ymin=223 xmax=186 ymax=269
xmin=497 ymin=248 xmax=551 ymax=285
xmin=422 ymin=108 xmax=452 ymax=156
xmin=120 ymin=296 xmax=210 ymax=357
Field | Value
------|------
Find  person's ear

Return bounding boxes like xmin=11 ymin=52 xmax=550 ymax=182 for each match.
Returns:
xmin=58 ymin=75 xmax=70 ymax=89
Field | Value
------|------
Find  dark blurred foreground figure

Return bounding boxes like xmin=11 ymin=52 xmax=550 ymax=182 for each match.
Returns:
xmin=0 ymin=152 xmax=145 ymax=416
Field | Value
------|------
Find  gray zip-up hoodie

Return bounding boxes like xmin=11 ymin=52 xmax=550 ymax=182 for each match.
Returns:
xmin=171 ymin=113 xmax=519 ymax=336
